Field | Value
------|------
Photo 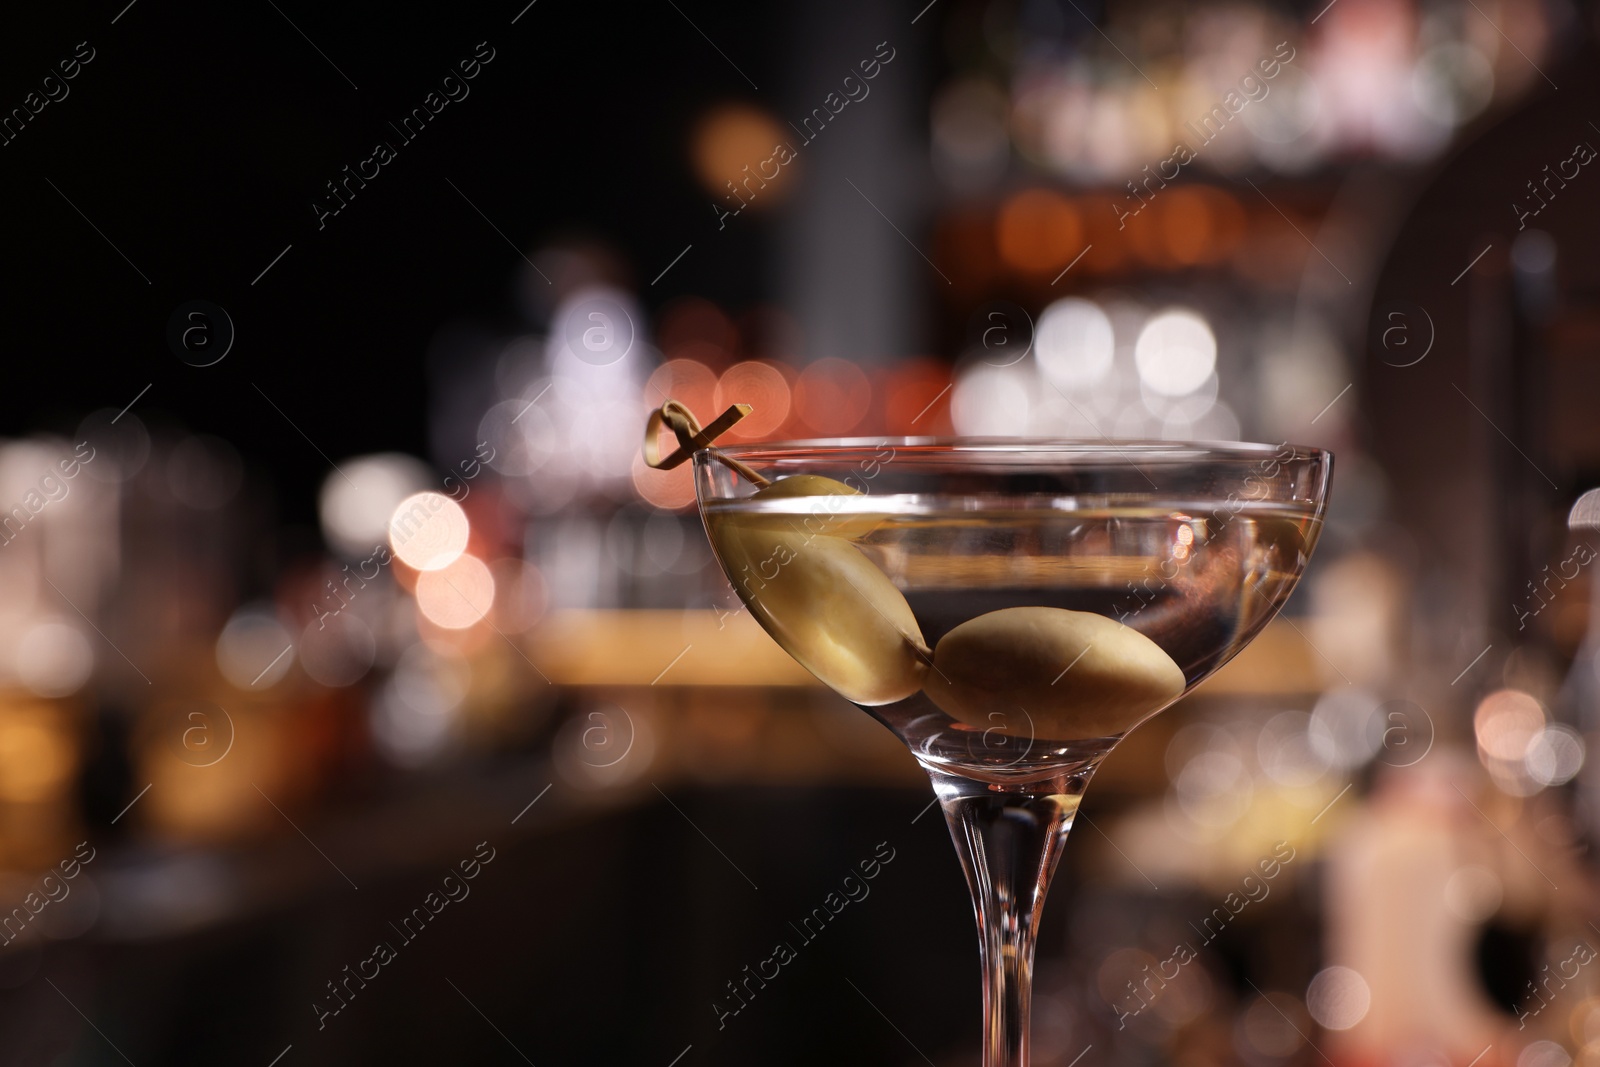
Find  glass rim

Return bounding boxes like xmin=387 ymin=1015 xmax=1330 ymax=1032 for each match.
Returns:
xmin=700 ymin=437 xmax=1331 ymax=463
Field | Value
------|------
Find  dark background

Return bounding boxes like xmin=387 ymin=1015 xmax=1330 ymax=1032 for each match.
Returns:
xmin=0 ymin=4 xmax=976 ymax=1062
xmin=0 ymin=0 xmax=789 ymax=522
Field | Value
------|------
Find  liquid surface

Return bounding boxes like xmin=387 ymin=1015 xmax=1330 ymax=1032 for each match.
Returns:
xmin=704 ymin=496 xmax=1321 ymax=782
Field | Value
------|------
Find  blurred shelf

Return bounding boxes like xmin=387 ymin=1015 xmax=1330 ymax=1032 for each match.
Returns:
xmin=528 ymin=610 xmax=1326 ymax=696
xmin=528 ymin=610 xmax=816 ymax=688
xmin=1192 ymin=618 xmax=1325 ymax=697
xmin=0 ymin=616 xmax=1324 ymax=951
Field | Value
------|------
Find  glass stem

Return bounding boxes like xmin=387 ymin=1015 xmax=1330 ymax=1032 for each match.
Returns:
xmin=930 ymin=767 xmax=1097 ymax=1067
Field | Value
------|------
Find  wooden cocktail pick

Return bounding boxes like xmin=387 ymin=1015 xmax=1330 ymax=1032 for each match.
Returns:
xmin=643 ymin=399 xmax=770 ymax=487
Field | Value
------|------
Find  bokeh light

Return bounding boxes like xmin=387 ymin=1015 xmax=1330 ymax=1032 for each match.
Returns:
xmin=1308 ymin=688 xmax=1383 ymax=771
xmin=996 ymin=189 xmax=1083 ymax=274
xmin=416 ymin=554 xmax=496 ymax=630
xmin=16 ymin=622 xmax=94 ymax=698
xmin=298 ymin=613 xmax=376 ymax=687
xmin=1161 ymin=187 xmax=1246 ymax=266
xmin=715 ymin=361 xmax=792 ymax=438
xmin=478 ymin=398 xmax=546 ymax=478
xmin=389 ymin=492 xmax=470 ymax=572
xmin=1526 ymin=723 xmax=1585 ymax=787
xmin=321 ymin=454 xmax=432 ymax=559
xmin=1474 ymin=689 xmax=1545 ymax=762
xmin=1078 ymin=193 xmax=1133 ymax=273
xmin=690 ymin=104 xmax=793 ymax=205
xmin=1573 ymin=997 xmax=1600 ymax=1048
xmin=1305 ymin=966 xmax=1371 ymax=1030
xmin=1134 ymin=309 xmax=1217 ymax=397
xmin=1256 ymin=710 xmax=1329 ymax=788
xmin=1035 ymin=298 xmax=1114 ymax=390
xmin=951 ymin=362 xmax=1032 ymax=437
xmin=371 ymin=644 xmax=469 ymax=767
xmin=645 ymin=359 xmax=719 ymax=422
xmin=1520 ymin=1041 xmax=1573 ymax=1067
xmin=215 ymin=605 xmax=294 ymax=689
xmin=1173 ymin=747 xmax=1253 ymax=828
xmin=793 ymin=358 xmax=871 ymax=435
xmin=0 ymin=709 xmax=76 ymax=804
xmin=883 ymin=358 xmax=953 ymax=434
xmin=1238 ymin=991 xmax=1306 ymax=1058
xmin=630 ymin=451 xmax=696 ymax=510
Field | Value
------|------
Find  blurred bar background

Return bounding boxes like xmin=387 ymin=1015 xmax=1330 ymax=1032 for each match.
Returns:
xmin=2 ymin=0 xmax=1600 ymax=1063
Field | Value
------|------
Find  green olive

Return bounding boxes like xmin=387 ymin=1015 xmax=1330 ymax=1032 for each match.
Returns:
xmin=707 ymin=517 xmax=928 ymax=706
xmin=751 ymin=474 xmax=858 ymax=500
xmin=925 ymin=606 xmax=1186 ymax=740
xmin=744 ymin=474 xmax=883 ymax=540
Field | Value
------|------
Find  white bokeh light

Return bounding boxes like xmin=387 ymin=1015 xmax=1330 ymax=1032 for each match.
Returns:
xmin=1257 ymin=711 xmax=1330 ymax=788
xmin=388 ymin=492 xmax=470 ymax=571
xmin=216 ymin=605 xmax=295 ymax=689
xmin=1525 ymin=723 xmax=1585 ymax=787
xmin=1173 ymin=749 xmax=1253 ymax=828
xmin=1519 ymin=1041 xmax=1572 ymax=1067
xmin=370 ymin=644 xmax=470 ymax=767
xmin=1135 ymin=309 xmax=1216 ymax=397
xmin=1306 ymin=966 xmax=1371 ymax=1030
xmin=1309 ymin=688 xmax=1384 ymax=770
xmin=320 ymin=454 xmax=432 ymax=559
xmin=1035 ymin=298 xmax=1114 ymax=390
xmin=951 ymin=362 xmax=1033 ymax=436
xmin=16 ymin=622 xmax=94 ymax=698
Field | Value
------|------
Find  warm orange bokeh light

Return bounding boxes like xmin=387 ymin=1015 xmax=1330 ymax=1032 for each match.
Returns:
xmin=631 ymin=451 xmax=697 ymax=510
xmin=1077 ymin=194 xmax=1131 ymax=274
xmin=996 ymin=189 xmax=1083 ymax=274
xmin=1473 ymin=688 xmax=1544 ymax=761
xmin=1160 ymin=187 xmax=1212 ymax=266
xmin=716 ymin=361 xmax=792 ymax=438
xmin=0 ymin=708 xmax=76 ymax=804
xmin=1201 ymin=187 xmax=1247 ymax=260
xmin=417 ymin=554 xmax=497 ymax=630
xmin=646 ymin=359 xmax=718 ymax=419
xmin=794 ymin=358 xmax=871 ymax=435
xmin=883 ymin=358 xmax=954 ymax=434
xmin=1123 ymin=196 xmax=1170 ymax=268
xmin=690 ymin=104 xmax=793 ymax=205
xmin=1160 ymin=186 xmax=1246 ymax=267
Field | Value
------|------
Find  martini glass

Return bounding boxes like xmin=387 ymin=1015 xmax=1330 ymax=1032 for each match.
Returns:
xmin=692 ymin=439 xmax=1331 ymax=1066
